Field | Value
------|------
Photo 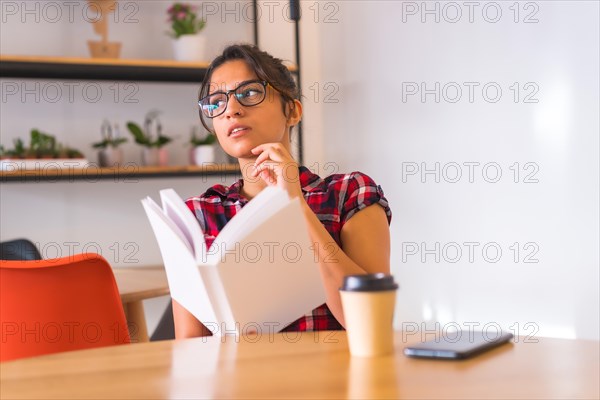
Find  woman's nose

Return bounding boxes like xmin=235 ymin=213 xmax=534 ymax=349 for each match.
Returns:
xmin=223 ymin=93 xmax=244 ymax=118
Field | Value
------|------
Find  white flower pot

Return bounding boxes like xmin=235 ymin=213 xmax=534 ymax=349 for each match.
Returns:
xmin=172 ymin=34 xmax=207 ymax=62
xmin=142 ymin=148 xmax=168 ymax=167
xmin=190 ymin=145 xmax=215 ymax=166
xmin=98 ymin=147 xmax=123 ymax=167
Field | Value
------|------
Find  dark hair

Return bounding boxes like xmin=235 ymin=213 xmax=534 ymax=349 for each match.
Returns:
xmin=198 ymin=44 xmax=299 ymax=132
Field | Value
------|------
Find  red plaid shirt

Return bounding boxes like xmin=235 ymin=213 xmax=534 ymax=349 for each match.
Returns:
xmin=185 ymin=166 xmax=392 ymax=332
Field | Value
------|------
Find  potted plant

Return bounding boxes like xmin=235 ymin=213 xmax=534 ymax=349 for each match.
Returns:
xmin=92 ymin=120 xmax=128 ymax=167
xmin=29 ymin=129 xmax=58 ymax=159
xmin=25 ymin=129 xmax=85 ymax=160
xmin=188 ymin=127 xmax=217 ymax=165
xmin=166 ymin=2 xmax=207 ymax=61
xmin=0 ymin=131 xmax=87 ymax=172
xmin=3 ymin=138 xmax=27 ymax=159
xmin=127 ymin=111 xmax=172 ymax=167
xmin=56 ymin=144 xmax=85 ymax=159
xmin=0 ymin=139 xmax=24 ymax=170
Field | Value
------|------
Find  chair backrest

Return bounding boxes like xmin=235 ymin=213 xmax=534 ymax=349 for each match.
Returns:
xmin=0 ymin=239 xmax=42 ymax=261
xmin=0 ymin=253 xmax=130 ymax=362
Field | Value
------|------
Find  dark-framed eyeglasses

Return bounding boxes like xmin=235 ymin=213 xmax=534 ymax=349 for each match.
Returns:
xmin=198 ymin=80 xmax=269 ymax=118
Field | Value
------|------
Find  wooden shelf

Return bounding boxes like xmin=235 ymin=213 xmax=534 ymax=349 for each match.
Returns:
xmin=0 ymin=163 xmax=241 ymax=183
xmin=0 ymin=55 xmax=209 ymax=83
xmin=0 ymin=55 xmax=298 ymax=83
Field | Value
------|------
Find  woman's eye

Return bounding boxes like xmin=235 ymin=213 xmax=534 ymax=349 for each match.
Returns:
xmin=241 ymin=89 xmax=259 ymax=97
xmin=210 ymin=98 xmax=225 ymax=107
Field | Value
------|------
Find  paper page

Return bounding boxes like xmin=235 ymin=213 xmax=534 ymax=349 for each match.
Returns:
xmin=160 ymin=189 xmax=207 ymax=263
xmin=215 ymin=197 xmax=327 ymax=335
xmin=210 ymin=186 xmax=289 ymax=264
xmin=197 ymin=265 xmax=235 ymax=336
xmin=142 ymin=196 xmax=192 ymax=254
xmin=142 ymin=198 xmax=219 ymax=333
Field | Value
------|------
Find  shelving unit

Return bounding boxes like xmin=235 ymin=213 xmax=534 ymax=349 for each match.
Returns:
xmin=0 ymin=55 xmax=297 ymax=83
xmin=0 ymin=56 xmax=298 ymax=183
xmin=0 ymin=55 xmax=240 ymax=182
xmin=0 ymin=164 xmax=240 ymax=183
xmin=0 ymin=0 xmax=304 ymax=182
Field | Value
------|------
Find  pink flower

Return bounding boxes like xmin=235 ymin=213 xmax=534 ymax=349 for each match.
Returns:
xmin=176 ymin=11 xmax=186 ymax=20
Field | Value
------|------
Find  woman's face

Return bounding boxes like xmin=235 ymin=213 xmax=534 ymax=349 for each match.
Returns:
xmin=207 ymin=59 xmax=295 ymax=159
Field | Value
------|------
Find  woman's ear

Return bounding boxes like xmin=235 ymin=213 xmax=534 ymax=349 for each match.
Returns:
xmin=286 ymin=100 xmax=303 ymax=128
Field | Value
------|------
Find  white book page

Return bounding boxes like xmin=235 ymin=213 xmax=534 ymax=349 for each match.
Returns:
xmin=216 ymin=197 xmax=327 ymax=335
xmin=160 ymin=189 xmax=207 ymax=263
xmin=142 ymin=196 xmax=192 ymax=254
xmin=142 ymin=198 xmax=219 ymax=333
xmin=197 ymin=266 xmax=234 ymax=336
xmin=210 ymin=186 xmax=290 ymax=265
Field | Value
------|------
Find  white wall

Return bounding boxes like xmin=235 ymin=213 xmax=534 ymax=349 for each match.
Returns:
xmin=1 ymin=1 xmax=598 ymax=340
xmin=318 ymin=1 xmax=599 ymax=340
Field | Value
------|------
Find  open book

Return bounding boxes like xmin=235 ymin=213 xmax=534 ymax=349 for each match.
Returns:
xmin=141 ymin=187 xmax=326 ymax=336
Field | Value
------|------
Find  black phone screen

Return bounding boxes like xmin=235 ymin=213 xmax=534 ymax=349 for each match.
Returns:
xmin=403 ymin=330 xmax=514 ymax=359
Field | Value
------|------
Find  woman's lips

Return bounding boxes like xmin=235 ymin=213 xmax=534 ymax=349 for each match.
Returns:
xmin=229 ymin=127 xmax=250 ymax=138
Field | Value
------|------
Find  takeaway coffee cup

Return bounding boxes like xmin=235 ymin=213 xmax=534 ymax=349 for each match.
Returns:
xmin=340 ymin=273 xmax=398 ymax=357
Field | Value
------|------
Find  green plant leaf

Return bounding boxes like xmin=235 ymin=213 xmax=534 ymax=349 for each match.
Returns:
xmin=92 ymin=137 xmax=128 ymax=149
xmin=156 ymin=135 xmax=172 ymax=148
xmin=66 ymin=148 xmax=84 ymax=158
xmin=126 ymin=122 xmax=149 ymax=146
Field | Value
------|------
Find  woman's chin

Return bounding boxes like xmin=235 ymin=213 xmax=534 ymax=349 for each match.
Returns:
xmin=224 ymin=143 xmax=258 ymax=160
xmin=224 ymin=149 xmax=253 ymax=161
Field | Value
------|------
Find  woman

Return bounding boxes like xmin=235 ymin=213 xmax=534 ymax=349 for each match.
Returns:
xmin=175 ymin=44 xmax=392 ymax=338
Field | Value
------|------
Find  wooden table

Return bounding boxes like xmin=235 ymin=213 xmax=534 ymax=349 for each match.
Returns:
xmin=1 ymin=331 xmax=597 ymax=399
xmin=112 ymin=266 xmax=169 ymax=343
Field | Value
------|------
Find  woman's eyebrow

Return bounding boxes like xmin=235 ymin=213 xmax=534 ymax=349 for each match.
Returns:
xmin=207 ymin=79 xmax=258 ymax=95
xmin=234 ymin=79 xmax=257 ymax=87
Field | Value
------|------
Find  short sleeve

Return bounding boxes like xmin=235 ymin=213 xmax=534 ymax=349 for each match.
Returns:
xmin=340 ymin=172 xmax=392 ymax=226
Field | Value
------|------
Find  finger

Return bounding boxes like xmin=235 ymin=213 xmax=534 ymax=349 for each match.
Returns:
xmin=253 ymin=149 xmax=272 ymax=167
xmin=256 ymin=147 xmax=288 ymax=166
xmin=252 ymin=143 xmax=288 ymax=159
xmin=249 ymin=164 xmax=259 ymax=177
xmin=250 ymin=158 xmax=276 ymax=177
xmin=254 ymin=160 xmax=281 ymax=176
xmin=251 ymin=142 xmax=282 ymax=151
xmin=259 ymin=168 xmax=277 ymax=185
xmin=256 ymin=162 xmax=285 ymax=185
xmin=251 ymin=143 xmax=274 ymax=154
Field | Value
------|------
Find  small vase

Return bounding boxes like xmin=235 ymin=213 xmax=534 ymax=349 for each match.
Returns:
xmin=88 ymin=40 xmax=122 ymax=59
xmin=190 ymin=145 xmax=215 ymax=166
xmin=142 ymin=148 xmax=168 ymax=167
xmin=172 ymin=34 xmax=206 ymax=62
xmin=98 ymin=147 xmax=123 ymax=167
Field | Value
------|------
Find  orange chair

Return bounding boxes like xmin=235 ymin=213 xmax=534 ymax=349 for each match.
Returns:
xmin=0 ymin=253 xmax=130 ymax=362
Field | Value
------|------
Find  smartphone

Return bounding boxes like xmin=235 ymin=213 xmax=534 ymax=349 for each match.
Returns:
xmin=403 ymin=331 xmax=514 ymax=359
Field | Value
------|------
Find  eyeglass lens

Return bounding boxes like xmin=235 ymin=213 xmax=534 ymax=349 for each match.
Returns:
xmin=199 ymin=81 xmax=267 ymax=118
